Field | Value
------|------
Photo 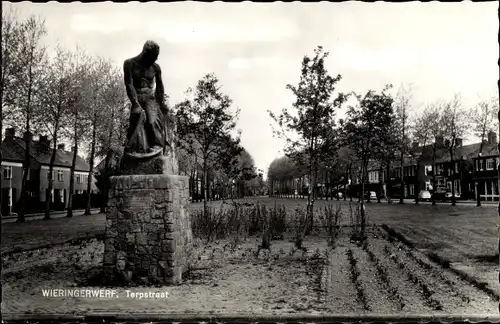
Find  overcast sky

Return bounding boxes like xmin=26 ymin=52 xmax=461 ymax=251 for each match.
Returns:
xmin=7 ymin=1 xmax=498 ymax=176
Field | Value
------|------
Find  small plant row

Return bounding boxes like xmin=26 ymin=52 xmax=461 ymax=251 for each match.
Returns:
xmin=427 ymin=252 xmax=500 ymax=302
xmin=382 ymin=246 xmax=443 ymax=311
xmin=191 ymin=202 xmax=350 ymax=248
xmin=378 ymin=227 xmax=471 ymax=304
xmin=380 ymin=224 xmax=500 ymax=302
xmin=346 ymin=248 xmax=371 ymax=311
xmin=361 ymin=240 xmax=406 ymax=310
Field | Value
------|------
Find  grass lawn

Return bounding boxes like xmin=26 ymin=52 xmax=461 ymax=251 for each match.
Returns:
xmin=2 ymin=197 xmax=499 ymax=316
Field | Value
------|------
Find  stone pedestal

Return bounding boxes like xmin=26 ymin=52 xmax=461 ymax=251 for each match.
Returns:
xmin=103 ymin=174 xmax=192 ymax=285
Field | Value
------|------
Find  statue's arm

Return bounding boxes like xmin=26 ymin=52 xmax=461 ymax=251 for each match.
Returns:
xmin=124 ymin=59 xmax=140 ymax=109
xmin=154 ymin=64 xmax=166 ymax=111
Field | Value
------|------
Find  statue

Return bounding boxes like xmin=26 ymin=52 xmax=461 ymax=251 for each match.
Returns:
xmin=123 ymin=40 xmax=169 ymax=159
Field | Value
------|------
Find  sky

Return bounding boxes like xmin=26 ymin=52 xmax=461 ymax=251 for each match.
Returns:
xmin=6 ymin=1 xmax=498 ymax=177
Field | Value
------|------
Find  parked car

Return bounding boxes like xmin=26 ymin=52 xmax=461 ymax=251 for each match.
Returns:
xmin=364 ymin=191 xmax=377 ymax=200
xmin=444 ymin=191 xmax=461 ymax=200
xmin=332 ymin=191 xmax=343 ymax=199
xmin=418 ymin=190 xmax=432 ymax=202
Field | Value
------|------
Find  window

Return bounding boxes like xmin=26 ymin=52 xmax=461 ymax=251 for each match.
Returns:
xmin=447 ymin=181 xmax=452 ymax=191
xmin=47 ymin=170 xmax=55 ymax=181
xmin=425 ymin=165 xmax=432 ymax=176
xmin=76 ymin=174 xmax=82 ymax=184
xmin=57 ymin=170 xmax=64 ymax=182
xmin=3 ymin=166 xmax=12 ymax=180
xmin=480 ymin=159 xmax=484 ymax=171
xmin=486 ymin=158 xmax=496 ymax=171
xmin=437 ymin=164 xmax=444 ymax=175
xmin=22 ymin=168 xmax=31 ymax=181
xmin=409 ymin=184 xmax=414 ymax=196
xmin=455 ymin=162 xmax=459 ymax=173
xmin=425 ymin=181 xmax=432 ymax=191
xmin=454 ymin=179 xmax=461 ymax=194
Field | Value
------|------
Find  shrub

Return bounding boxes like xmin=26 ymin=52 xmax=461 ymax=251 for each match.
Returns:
xmin=291 ymin=205 xmax=308 ymax=251
xmin=269 ymin=202 xmax=287 ymax=240
xmin=318 ymin=204 xmax=342 ymax=247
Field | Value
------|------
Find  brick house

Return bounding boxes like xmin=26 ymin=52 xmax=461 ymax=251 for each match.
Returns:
xmin=388 ymin=136 xmax=481 ymax=200
xmin=1 ymin=128 xmax=97 ymax=215
xmin=471 ymin=131 xmax=499 ymax=201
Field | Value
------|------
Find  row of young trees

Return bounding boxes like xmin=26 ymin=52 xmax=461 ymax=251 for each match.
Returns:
xmin=269 ymin=45 xmax=498 ymax=238
xmin=1 ymin=10 xmax=130 ymax=222
xmin=1 ymin=10 xmax=264 ymax=221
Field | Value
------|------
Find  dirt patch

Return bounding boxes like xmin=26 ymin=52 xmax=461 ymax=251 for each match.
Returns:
xmin=2 ymin=226 xmax=498 ymax=315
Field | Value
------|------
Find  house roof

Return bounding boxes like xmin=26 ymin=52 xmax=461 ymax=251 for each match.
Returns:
xmin=1 ymin=138 xmax=25 ymax=162
xmin=2 ymin=136 xmax=91 ymax=172
xmin=471 ymin=143 xmax=498 ymax=159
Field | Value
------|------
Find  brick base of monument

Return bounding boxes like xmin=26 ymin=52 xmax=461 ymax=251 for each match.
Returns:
xmin=103 ymin=174 xmax=192 ymax=285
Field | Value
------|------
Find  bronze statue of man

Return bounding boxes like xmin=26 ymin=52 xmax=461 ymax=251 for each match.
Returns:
xmin=123 ymin=40 xmax=167 ymax=158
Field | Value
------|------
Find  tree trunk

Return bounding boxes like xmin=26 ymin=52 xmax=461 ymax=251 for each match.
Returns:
xmin=203 ymin=158 xmax=208 ymax=216
xmin=399 ymin=153 xmax=405 ymax=204
xmin=377 ymin=165 xmax=383 ymax=203
xmin=45 ymin=124 xmax=60 ymax=220
xmin=414 ymin=161 xmax=420 ymax=204
xmin=360 ymin=160 xmax=366 ymax=238
xmin=85 ymin=112 xmax=97 ymax=215
xmin=385 ymin=160 xmax=391 ymax=203
xmin=476 ymin=181 xmax=481 ymax=206
xmin=100 ymin=105 xmax=116 ymax=214
xmin=17 ymin=63 xmax=35 ymax=223
xmin=450 ymin=148 xmax=456 ymax=206
xmin=100 ymin=149 xmax=112 ymax=214
xmin=305 ymin=162 xmax=315 ymax=235
xmin=431 ymin=148 xmax=437 ymax=206
xmin=66 ymin=141 xmax=78 ymax=218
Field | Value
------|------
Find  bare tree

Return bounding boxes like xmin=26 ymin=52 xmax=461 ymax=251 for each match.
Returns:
xmin=62 ymin=48 xmax=92 ymax=217
xmin=471 ymin=95 xmax=498 ymax=206
xmin=393 ymin=83 xmax=413 ymax=204
xmin=441 ymin=93 xmax=470 ymax=206
xmin=39 ymin=46 xmax=79 ymax=219
xmin=1 ymin=8 xmax=25 ymax=217
xmin=411 ymin=106 xmax=435 ymax=204
xmin=12 ymin=16 xmax=47 ymax=222
xmin=84 ymin=57 xmax=112 ymax=215
xmin=421 ymin=102 xmax=444 ymax=206
xmin=95 ymin=68 xmax=127 ymax=213
xmin=269 ymin=46 xmax=346 ymax=235
xmin=342 ymin=86 xmax=395 ymax=238
xmin=176 ymin=74 xmax=242 ymax=217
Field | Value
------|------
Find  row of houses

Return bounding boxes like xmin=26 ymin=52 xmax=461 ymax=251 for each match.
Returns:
xmin=360 ymin=131 xmax=499 ymax=201
xmin=1 ymin=127 xmax=98 ymax=215
xmin=270 ymin=131 xmax=499 ymax=202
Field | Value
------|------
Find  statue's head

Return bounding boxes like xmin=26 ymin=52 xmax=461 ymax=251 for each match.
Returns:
xmin=141 ymin=40 xmax=160 ymax=64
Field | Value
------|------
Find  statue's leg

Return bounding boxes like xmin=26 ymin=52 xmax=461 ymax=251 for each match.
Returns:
xmin=125 ymin=112 xmax=143 ymax=152
xmin=144 ymin=100 xmax=165 ymax=149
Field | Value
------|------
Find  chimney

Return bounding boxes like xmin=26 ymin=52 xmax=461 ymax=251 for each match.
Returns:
xmin=488 ymin=131 xmax=497 ymax=144
xmin=39 ymin=135 xmax=50 ymax=146
xmin=455 ymin=138 xmax=463 ymax=147
xmin=5 ymin=127 xmax=15 ymax=139
xmin=435 ymin=135 xmax=444 ymax=148
xmin=57 ymin=143 xmax=65 ymax=151
xmin=23 ymin=131 xmax=33 ymax=144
